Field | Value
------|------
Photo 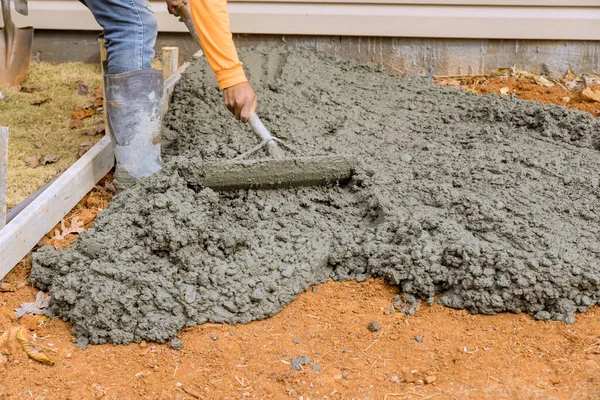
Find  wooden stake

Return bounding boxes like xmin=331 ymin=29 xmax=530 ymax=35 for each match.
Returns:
xmin=162 ymin=47 xmax=179 ymax=81
xmin=98 ymin=36 xmax=109 ymax=138
xmin=98 ymin=36 xmax=107 ymax=71
xmin=0 ymin=127 xmax=7 ymax=229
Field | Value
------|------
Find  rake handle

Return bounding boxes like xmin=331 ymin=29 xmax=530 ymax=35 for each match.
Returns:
xmin=176 ymin=4 xmax=201 ymax=48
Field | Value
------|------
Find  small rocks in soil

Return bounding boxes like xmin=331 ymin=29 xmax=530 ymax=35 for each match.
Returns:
xmin=290 ymin=356 xmax=311 ymax=371
xmin=170 ymin=338 xmax=183 ymax=350
xmin=367 ymin=321 xmax=381 ymax=332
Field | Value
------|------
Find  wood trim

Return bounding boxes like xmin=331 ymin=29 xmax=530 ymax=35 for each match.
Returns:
xmin=6 ymin=2 xmax=600 ymax=40
xmin=30 ymin=0 xmax=600 ymax=6
xmin=0 ymin=127 xmax=7 ymax=229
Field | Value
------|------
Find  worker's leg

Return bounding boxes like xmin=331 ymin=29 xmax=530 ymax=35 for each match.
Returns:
xmin=80 ymin=0 xmax=157 ymax=74
xmin=80 ymin=0 xmax=163 ymax=191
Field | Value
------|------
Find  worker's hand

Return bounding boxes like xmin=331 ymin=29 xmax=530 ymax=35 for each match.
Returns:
xmin=166 ymin=0 xmax=188 ymax=16
xmin=223 ymin=81 xmax=257 ymax=123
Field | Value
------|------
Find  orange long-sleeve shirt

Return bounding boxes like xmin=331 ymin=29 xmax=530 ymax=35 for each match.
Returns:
xmin=190 ymin=0 xmax=248 ymax=90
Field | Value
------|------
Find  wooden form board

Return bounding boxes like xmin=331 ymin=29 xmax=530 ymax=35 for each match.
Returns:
xmin=0 ymin=136 xmax=114 ymax=278
xmin=0 ymin=51 xmax=193 ymax=280
xmin=0 ymin=127 xmax=7 ymax=229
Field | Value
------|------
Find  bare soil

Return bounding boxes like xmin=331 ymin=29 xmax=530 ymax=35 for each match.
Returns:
xmin=1 ymin=68 xmax=600 ymax=399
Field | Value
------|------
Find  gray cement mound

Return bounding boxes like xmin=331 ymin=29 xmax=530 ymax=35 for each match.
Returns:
xmin=31 ymin=49 xmax=600 ymax=347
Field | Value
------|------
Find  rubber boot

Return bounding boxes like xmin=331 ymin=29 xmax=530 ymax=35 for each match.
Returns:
xmin=104 ymin=69 xmax=163 ymax=191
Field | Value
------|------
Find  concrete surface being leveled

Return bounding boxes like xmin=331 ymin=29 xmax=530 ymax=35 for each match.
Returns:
xmin=31 ymin=49 xmax=600 ymax=347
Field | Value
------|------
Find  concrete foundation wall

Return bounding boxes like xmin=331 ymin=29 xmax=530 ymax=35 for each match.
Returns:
xmin=32 ymin=30 xmax=600 ymax=77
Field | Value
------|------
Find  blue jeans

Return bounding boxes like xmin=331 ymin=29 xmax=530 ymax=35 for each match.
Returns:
xmin=80 ymin=0 xmax=158 ymax=74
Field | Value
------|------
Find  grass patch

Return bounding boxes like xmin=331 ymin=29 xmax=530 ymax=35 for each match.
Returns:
xmin=0 ymin=62 xmax=103 ymax=208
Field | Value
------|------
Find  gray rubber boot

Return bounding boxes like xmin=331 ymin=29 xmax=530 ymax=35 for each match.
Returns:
xmin=104 ymin=69 xmax=163 ymax=192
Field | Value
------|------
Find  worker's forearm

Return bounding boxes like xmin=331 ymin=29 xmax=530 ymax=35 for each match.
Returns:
xmin=190 ymin=0 xmax=247 ymax=89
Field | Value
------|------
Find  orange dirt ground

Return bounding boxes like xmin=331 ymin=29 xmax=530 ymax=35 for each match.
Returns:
xmin=1 ymin=77 xmax=600 ymax=400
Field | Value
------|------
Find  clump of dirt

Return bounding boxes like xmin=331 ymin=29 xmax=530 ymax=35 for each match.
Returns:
xmin=31 ymin=49 xmax=600 ymax=347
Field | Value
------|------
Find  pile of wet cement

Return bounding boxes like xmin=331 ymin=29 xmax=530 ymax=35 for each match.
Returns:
xmin=31 ymin=49 xmax=600 ymax=347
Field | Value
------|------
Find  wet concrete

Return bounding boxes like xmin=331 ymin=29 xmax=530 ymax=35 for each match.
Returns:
xmin=31 ymin=49 xmax=600 ymax=347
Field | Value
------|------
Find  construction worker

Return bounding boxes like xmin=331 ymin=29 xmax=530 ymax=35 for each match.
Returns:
xmin=79 ymin=0 xmax=256 ymax=190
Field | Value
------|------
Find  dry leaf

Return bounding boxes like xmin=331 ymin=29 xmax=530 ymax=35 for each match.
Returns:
xmin=499 ymin=87 xmax=510 ymax=95
xmin=16 ymin=328 xmax=54 ymax=366
xmin=105 ymin=181 xmax=115 ymax=193
xmin=70 ymin=119 xmax=84 ymax=129
xmin=564 ymin=67 xmax=577 ymax=82
xmin=31 ymin=98 xmax=51 ymax=106
xmin=26 ymin=153 xmax=41 ymax=168
xmin=0 ymin=331 xmax=8 ymax=355
xmin=93 ymin=86 xmax=104 ymax=99
xmin=0 ymin=282 xmax=15 ymax=292
xmin=71 ymin=106 xmax=95 ymax=120
xmin=582 ymin=87 xmax=600 ymax=103
xmin=96 ymin=122 xmax=106 ymax=135
xmin=15 ymin=291 xmax=51 ymax=318
xmin=42 ymin=154 xmax=59 ymax=165
xmin=564 ymin=80 xmax=578 ymax=90
xmin=79 ymin=209 xmax=96 ymax=225
xmin=33 ymin=141 xmax=42 ymax=149
xmin=78 ymin=83 xmax=90 ymax=95
xmin=77 ymin=141 xmax=94 ymax=158
xmin=52 ymin=217 xmax=86 ymax=241
xmin=20 ymin=86 xmax=40 ymax=93
xmin=535 ymin=76 xmax=554 ymax=88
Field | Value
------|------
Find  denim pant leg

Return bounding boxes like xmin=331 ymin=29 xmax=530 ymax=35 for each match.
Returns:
xmin=80 ymin=0 xmax=158 ymax=74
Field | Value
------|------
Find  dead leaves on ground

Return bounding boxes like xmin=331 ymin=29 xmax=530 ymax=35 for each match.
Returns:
xmin=582 ymin=87 xmax=600 ymax=103
xmin=0 ymin=283 xmax=15 ymax=293
xmin=70 ymin=84 xmax=104 ymax=129
xmin=52 ymin=216 xmax=85 ymax=241
xmin=37 ymin=178 xmax=114 ymax=250
xmin=42 ymin=154 xmax=59 ymax=165
xmin=82 ymin=119 xmax=105 ymax=136
xmin=434 ymin=66 xmax=600 ymax=102
xmin=25 ymin=152 xmax=58 ymax=168
xmin=76 ymin=140 xmax=95 ymax=159
xmin=25 ymin=153 xmax=41 ymax=168
xmin=19 ymin=86 xmax=40 ymax=93
xmin=15 ymin=292 xmax=51 ymax=318
xmin=30 ymin=98 xmax=51 ymax=106
xmin=16 ymin=328 xmax=54 ymax=365
xmin=77 ymin=83 xmax=90 ymax=96
xmin=0 ymin=327 xmax=54 ymax=366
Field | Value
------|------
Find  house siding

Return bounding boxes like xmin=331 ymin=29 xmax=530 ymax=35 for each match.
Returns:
xmin=5 ymin=0 xmax=600 ymax=40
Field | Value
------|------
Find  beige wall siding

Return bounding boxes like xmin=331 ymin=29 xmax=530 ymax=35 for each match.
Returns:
xmin=5 ymin=1 xmax=600 ymax=40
